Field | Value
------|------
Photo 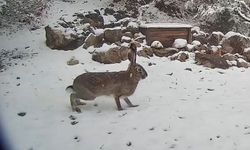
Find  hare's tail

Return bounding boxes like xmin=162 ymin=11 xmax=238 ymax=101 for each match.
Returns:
xmin=66 ymin=85 xmax=74 ymax=93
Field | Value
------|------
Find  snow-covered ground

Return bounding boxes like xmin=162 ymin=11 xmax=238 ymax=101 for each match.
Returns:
xmin=1 ymin=1 xmax=250 ymax=150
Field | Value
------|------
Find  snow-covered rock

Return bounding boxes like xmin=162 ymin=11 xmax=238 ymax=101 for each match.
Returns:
xmin=151 ymin=41 xmax=163 ymax=49
xmin=221 ymin=31 xmax=250 ymax=54
xmin=195 ymin=52 xmax=229 ymax=69
xmin=207 ymin=31 xmax=224 ymax=46
xmin=126 ymin=21 xmax=139 ymax=34
xmin=137 ymin=46 xmax=154 ymax=58
xmin=67 ymin=56 xmax=79 ymax=66
xmin=243 ymin=47 xmax=250 ymax=62
xmin=45 ymin=25 xmax=85 ymax=50
xmin=83 ymin=33 xmax=103 ymax=49
xmin=170 ymin=52 xmax=189 ymax=62
xmin=153 ymin=47 xmax=178 ymax=57
xmin=191 ymin=40 xmax=201 ymax=47
xmin=172 ymin=39 xmax=187 ymax=49
xmin=187 ymin=44 xmax=195 ymax=52
xmin=104 ymin=27 xmax=123 ymax=43
xmin=121 ymin=36 xmax=132 ymax=43
xmin=237 ymin=58 xmax=249 ymax=68
xmin=92 ymin=46 xmax=130 ymax=64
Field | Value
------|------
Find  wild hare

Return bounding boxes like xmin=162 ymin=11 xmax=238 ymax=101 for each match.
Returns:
xmin=67 ymin=43 xmax=148 ymax=112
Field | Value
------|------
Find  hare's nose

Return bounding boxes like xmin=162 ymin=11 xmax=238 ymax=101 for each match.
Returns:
xmin=142 ymin=71 xmax=148 ymax=79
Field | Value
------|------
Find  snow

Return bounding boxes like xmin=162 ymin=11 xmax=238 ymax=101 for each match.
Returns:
xmin=0 ymin=0 xmax=5 ymax=8
xmin=104 ymin=26 xmax=122 ymax=31
xmin=121 ymin=36 xmax=131 ymax=41
xmin=187 ymin=44 xmax=195 ymax=51
xmin=224 ymin=31 xmax=249 ymax=39
xmin=1 ymin=1 xmax=250 ymax=150
xmin=140 ymin=23 xmax=192 ymax=28
xmin=127 ymin=22 xmax=138 ymax=28
xmin=103 ymin=15 xmax=117 ymax=25
xmin=238 ymin=58 xmax=247 ymax=63
xmin=90 ymin=43 xmax=118 ymax=53
xmin=151 ymin=41 xmax=163 ymax=49
xmin=191 ymin=40 xmax=201 ymax=47
xmin=173 ymin=39 xmax=188 ymax=49
xmin=212 ymin=31 xmax=224 ymax=36
xmin=211 ymin=46 xmax=219 ymax=53
xmin=94 ymin=28 xmax=104 ymax=36
xmin=244 ymin=47 xmax=250 ymax=53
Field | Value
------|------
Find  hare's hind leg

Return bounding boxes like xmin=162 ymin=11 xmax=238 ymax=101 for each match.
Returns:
xmin=124 ymin=97 xmax=139 ymax=107
xmin=70 ymin=93 xmax=82 ymax=113
xmin=114 ymin=96 xmax=123 ymax=111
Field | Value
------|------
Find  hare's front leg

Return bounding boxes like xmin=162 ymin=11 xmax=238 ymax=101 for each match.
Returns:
xmin=124 ymin=97 xmax=139 ymax=107
xmin=115 ymin=96 xmax=123 ymax=111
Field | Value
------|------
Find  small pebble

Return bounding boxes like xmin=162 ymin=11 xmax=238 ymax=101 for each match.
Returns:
xmin=185 ymin=68 xmax=192 ymax=71
xmin=149 ymin=127 xmax=155 ymax=131
xmin=126 ymin=141 xmax=132 ymax=146
xmin=17 ymin=112 xmax=26 ymax=117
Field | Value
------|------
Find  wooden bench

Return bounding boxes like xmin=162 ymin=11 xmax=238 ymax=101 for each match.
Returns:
xmin=139 ymin=23 xmax=192 ymax=47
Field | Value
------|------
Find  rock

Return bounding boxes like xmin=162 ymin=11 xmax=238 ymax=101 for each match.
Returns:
xmin=126 ymin=21 xmax=139 ymax=34
xmin=123 ymin=32 xmax=133 ymax=38
xmin=67 ymin=57 xmax=79 ymax=66
xmin=75 ymin=11 xmax=104 ymax=28
xmin=133 ymin=41 xmax=141 ymax=47
xmin=92 ymin=46 xmax=130 ymax=64
xmin=151 ymin=41 xmax=163 ymax=49
xmin=172 ymin=39 xmax=187 ymax=49
xmin=17 ymin=112 xmax=26 ymax=117
xmin=185 ymin=68 xmax=192 ymax=71
xmin=237 ymin=58 xmax=249 ymax=68
xmin=170 ymin=52 xmax=189 ymax=62
xmin=207 ymin=45 xmax=222 ymax=55
xmin=195 ymin=52 xmax=230 ymax=69
xmin=126 ymin=141 xmax=132 ymax=146
xmin=121 ymin=36 xmax=132 ymax=43
xmin=193 ymin=31 xmax=209 ymax=44
xmin=187 ymin=44 xmax=195 ymax=52
xmin=83 ymin=33 xmax=103 ymax=49
xmin=191 ymin=40 xmax=201 ymax=47
xmin=196 ymin=44 xmax=208 ymax=52
xmin=104 ymin=7 xmax=115 ymax=15
xmin=222 ymin=53 xmax=237 ymax=61
xmin=243 ymin=47 xmax=250 ymax=62
xmin=191 ymin=26 xmax=201 ymax=35
xmin=45 ymin=26 xmax=85 ymax=50
xmin=221 ymin=32 xmax=250 ymax=54
xmin=83 ymin=33 xmax=97 ymax=49
xmin=207 ymin=32 xmax=224 ymax=46
xmin=134 ymin=32 xmax=145 ymax=39
xmin=153 ymin=48 xmax=178 ymax=57
xmin=137 ymin=47 xmax=154 ymax=58
xmin=134 ymin=33 xmax=146 ymax=43
xmin=113 ymin=10 xmax=128 ymax=21
xmin=104 ymin=28 xmax=123 ymax=43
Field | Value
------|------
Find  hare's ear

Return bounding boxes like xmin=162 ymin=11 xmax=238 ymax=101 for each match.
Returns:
xmin=128 ymin=43 xmax=137 ymax=65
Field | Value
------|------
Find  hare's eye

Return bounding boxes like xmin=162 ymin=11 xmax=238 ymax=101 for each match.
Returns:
xmin=136 ymin=67 xmax=142 ymax=72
